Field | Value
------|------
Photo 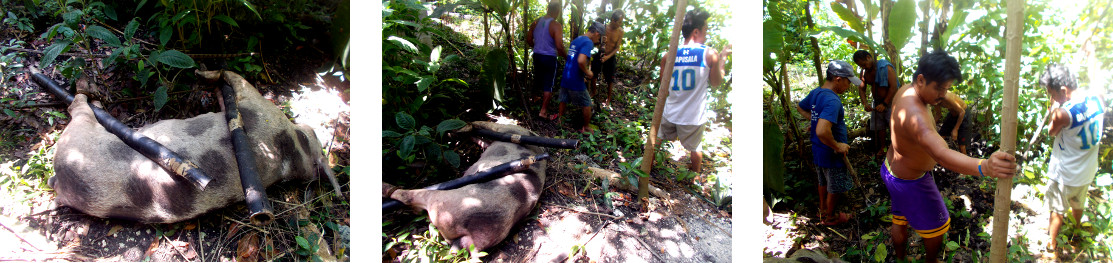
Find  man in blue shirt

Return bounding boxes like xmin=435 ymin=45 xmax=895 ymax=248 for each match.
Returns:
xmin=551 ymin=21 xmax=604 ymax=133
xmin=853 ymin=50 xmax=901 ymax=157
xmin=796 ymin=60 xmax=861 ymax=226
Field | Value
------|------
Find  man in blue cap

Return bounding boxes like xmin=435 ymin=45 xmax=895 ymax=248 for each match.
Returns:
xmin=551 ymin=21 xmax=605 ymax=133
xmin=797 ymin=60 xmax=861 ymax=226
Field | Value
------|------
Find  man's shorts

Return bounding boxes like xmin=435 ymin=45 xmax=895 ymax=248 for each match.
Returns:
xmin=558 ymin=88 xmax=592 ymax=107
xmin=939 ymin=106 xmax=973 ymax=146
xmin=869 ymin=101 xmax=891 ymax=131
xmin=882 ymin=159 xmax=951 ymax=239
xmin=591 ymin=52 xmax=617 ymax=84
xmin=815 ymin=166 xmax=854 ymax=193
xmin=1046 ymin=180 xmax=1089 ymax=214
xmin=533 ymin=53 xmax=559 ymax=92
xmin=657 ymin=119 xmax=704 ymax=152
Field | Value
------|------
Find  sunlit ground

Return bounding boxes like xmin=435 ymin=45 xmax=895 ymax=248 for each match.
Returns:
xmin=287 ymin=73 xmax=349 ymax=149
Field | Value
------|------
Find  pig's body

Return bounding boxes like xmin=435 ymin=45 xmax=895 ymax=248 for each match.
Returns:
xmin=50 ymin=71 xmax=329 ymax=223
xmin=387 ymin=122 xmax=546 ymax=251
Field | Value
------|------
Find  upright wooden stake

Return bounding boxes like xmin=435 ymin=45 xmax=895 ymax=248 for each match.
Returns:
xmin=638 ymin=0 xmax=687 ymax=200
xmin=990 ymin=0 xmax=1023 ymax=261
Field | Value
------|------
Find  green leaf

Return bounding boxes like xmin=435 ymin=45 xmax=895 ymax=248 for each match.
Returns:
xmin=104 ymin=4 xmax=118 ymax=21
xmin=159 ymin=27 xmax=172 ymax=47
xmin=295 ymin=236 xmax=310 ymax=250
xmin=443 ymin=150 xmax=460 ymax=168
xmin=156 ymin=50 xmax=195 ymax=68
xmin=395 ymin=112 xmax=415 ymax=131
xmin=888 ymin=0 xmax=919 ymax=51
xmin=436 ymin=119 xmax=466 ymax=135
xmin=946 ymin=241 xmax=960 ymax=251
xmin=860 ymin=0 xmax=879 ymax=22
xmin=85 ymin=25 xmax=120 ymax=47
xmin=62 ymin=9 xmax=82 ymax=28
xmin=387 ymin=36 xmax=418 ymax=53
xmin=238 ymin=0 xmax=263 ymax=20
xmin=941 ymin=0 xmax=972 ymax=46
xmin=39 ymin=40 xmax=72 ymax=69
xmin=874 ymin=243 xmax=887 ymax=262
xmin=212 ymin=14 xmax=238 ymax=27
xmin=483 ymin=48 xmax=509 ymax=97
xmin=430 ymin=45 xmax=442 ymax=63
xmin=382 ymin=130 xmax=404 ymax=138
xmin=830 ymin=2 xmax=865 ymax=33
xmin=763 ymin=121 xmax=786 ymax=193
xmin=3 ymin=109 xmax=15 ymax=118
xmin=153 ymin=85 xmax=168 ymax=111
xmin=480 ymin=0 xmax=510 ymax=16
xmin=398 ymin=135 xmax=415 ymax=158
xmin=125 ymin=19 xmax=139 ymax=40
xmin=762 ymin=20 xmax=783 ymax=73
xmin=820 ymin=26 xmax=882 ymax=53
xmin=415 ymin=76 xmax=434 ymax=92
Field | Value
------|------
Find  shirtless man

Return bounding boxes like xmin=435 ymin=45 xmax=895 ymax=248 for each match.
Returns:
xmin=934 ymin=92 xmax=971 ymax=155
xmin=882 ymin=50 xmax=1017 ymax=262
xmin=591 ymin=10 xmax=624 ymax=106
xmin=853 ymin=50 xmax=900 ymax=156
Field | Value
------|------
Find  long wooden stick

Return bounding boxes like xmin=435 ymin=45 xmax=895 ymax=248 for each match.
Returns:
xmin=990 ymin=0 xmax=1024 ymax=261
xmin=637 ymin=0 xmax=688 ymax=200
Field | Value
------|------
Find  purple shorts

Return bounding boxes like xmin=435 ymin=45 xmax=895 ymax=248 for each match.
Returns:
xmin=882 ymin=159 xmax=950 ymax=238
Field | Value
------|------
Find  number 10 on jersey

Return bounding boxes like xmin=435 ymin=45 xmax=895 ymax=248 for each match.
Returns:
xmin=671 ymin=69 xmax=697 ymax=91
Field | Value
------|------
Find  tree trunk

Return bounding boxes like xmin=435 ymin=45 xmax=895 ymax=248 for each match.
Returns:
xmin=918 ymin=0 xmax=933 ymax=57
xmin=780 ymin=59 xmax=805 ymax=157
xmin=484 ymin=11 xmax=490 ymax=46
xmin=881 ymin=0 xmax=904 ymax=75
xmin=571 ymin=0 xmax=584 ymax=39
xmin=990 ymin=0 xmax=1023 ymax=261
xmin=930 ymin=0 xmax=952 ymax=51
xmin=638 ymin=0 xmax=688 ymax=200
xmin=805 ymin=0 xmax=824 ymax=86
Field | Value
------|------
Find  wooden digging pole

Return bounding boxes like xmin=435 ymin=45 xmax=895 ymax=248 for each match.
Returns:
xmin=990 ymin=0 xmax=1023 ymax=261
xmin=638 ymin=0 xmax=688 ymax=200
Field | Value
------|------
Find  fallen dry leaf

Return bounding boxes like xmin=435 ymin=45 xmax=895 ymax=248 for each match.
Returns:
xmin=183 ymin=223 xmax=197 ymax=231
xmin=236 ymin=232 xmax=260 ymax=262
xmin=143 ymin=237 xmax=160 ymax=259
xmin=106 ymin=225 xmax=123 ymax=237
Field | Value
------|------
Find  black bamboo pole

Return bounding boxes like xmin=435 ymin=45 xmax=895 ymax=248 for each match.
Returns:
xmin=220 ymin=83 xmax=274 ymax=225
xmin=471 ymin=129 xmax=579 ymax=149
xmin=382 ymin=153 xmax=550 ymax=212
xmin=31 ymin=73 xmax=212 ymax=190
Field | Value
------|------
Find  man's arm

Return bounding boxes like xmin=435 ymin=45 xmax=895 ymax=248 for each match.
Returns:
xmin=550 ymin=21 xmax=568 ymax=58
xmin=883 ymin=65 xmax=900 ymax=107
xmin=796 ymin=104 xmax=811 ymax=120
xmin=526 ymin=20 xmax=538 ymax=47
xmin=857 ymin=71 xmax=873 ymax=112
xmin=578 ymin=53 xmax=593 ymax=80
xmin=1047 ymin=108 xmax=1071 ymax=137
xmin=911 ymin=108 xmax=1015 ymax=178
xmin=951 ymin=104 xmax=965 ymax=140
xmin=816 ymin=119 xmax=849 ymax=154
xmin=708 ymin=44 xmax=731 ymax=88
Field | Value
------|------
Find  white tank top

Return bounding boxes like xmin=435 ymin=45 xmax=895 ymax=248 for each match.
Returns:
xmin=663 ymin=43 xmax=712 ymax=125
xmin=1049 ymin=95 xmax=1105 ymax=186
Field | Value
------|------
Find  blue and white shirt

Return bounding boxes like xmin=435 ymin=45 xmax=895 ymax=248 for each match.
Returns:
xmin=663 ymin=43 xmax=712 ymax=125
xmin=1049 ymin=95 xmax=1105 ymax=186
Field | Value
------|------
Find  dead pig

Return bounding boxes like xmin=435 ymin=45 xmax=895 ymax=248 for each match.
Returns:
xmin=49 ymin=71 xmax=333 ymax=223
xmin=385 ymin=121 xmax=547 ymax=251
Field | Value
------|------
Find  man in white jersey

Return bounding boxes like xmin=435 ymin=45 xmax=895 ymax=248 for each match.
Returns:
xmin=656 ymin=9 xmax=731 ymax=173
xmin=1040 ymin=64 xmax=1105 ymax=254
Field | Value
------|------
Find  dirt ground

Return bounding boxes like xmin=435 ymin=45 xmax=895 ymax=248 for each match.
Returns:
xmin=0 ymin=53 xmax=351 ymax=261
